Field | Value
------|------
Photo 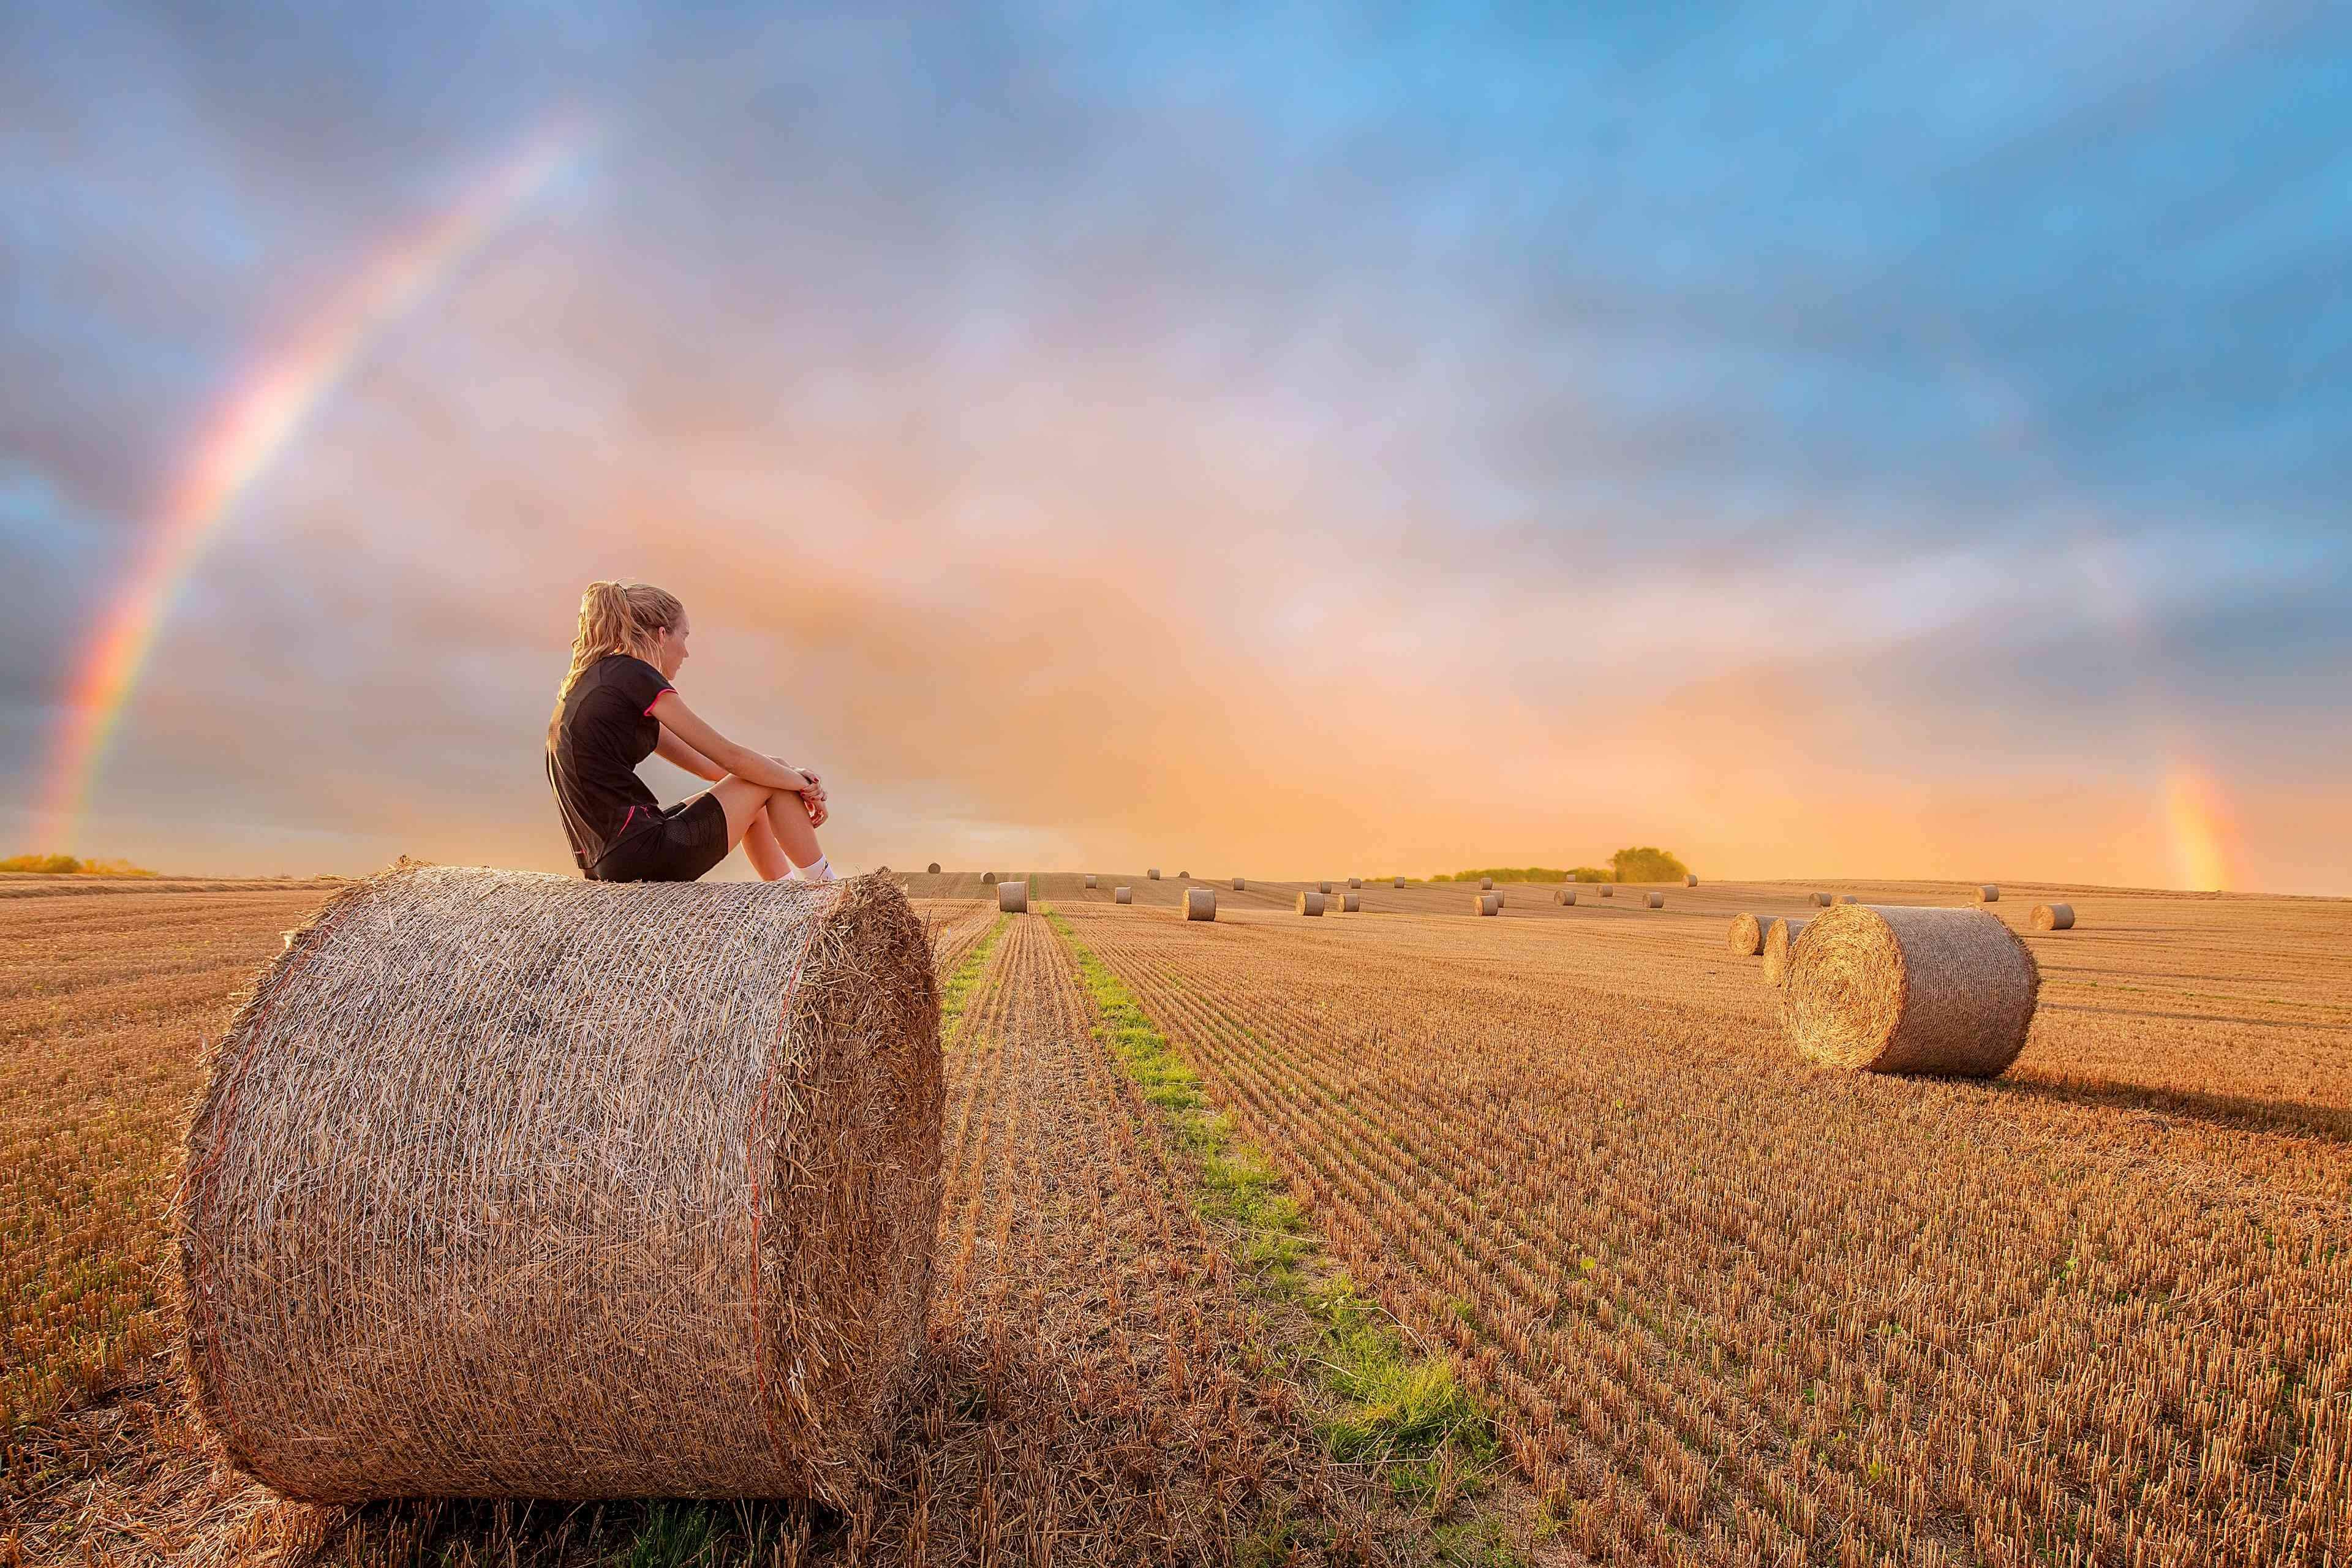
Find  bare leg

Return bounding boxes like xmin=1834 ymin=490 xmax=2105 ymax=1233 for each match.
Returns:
xmin=710 ymin=776 xmax=824 ymax=872
xmin=743 ymin=806 xmax=793 ymax=881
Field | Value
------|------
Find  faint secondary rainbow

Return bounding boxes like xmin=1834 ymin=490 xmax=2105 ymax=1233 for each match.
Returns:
xmin=31 ymin=118 xmax=590 ymax=852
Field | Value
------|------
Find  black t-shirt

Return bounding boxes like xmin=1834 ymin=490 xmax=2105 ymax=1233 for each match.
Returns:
xmin=546 ymin=654 xmax=676 ymax=870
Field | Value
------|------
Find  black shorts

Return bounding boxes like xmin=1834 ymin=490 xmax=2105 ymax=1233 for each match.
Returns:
xmin=589 ymin=793 xmax=729 ymax=883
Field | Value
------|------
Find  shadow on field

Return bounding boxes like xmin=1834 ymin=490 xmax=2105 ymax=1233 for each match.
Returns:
xmin=1993 ymin=1072 xmax=2352 ymax=1144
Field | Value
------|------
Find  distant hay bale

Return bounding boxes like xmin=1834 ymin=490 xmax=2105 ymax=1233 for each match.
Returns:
xmin=1114 ymin=886 xmax=1133 ymax=904
xmin=926 ymin=862 xmax=940 ymax=875
xmin=1318 ymin=881 xmax=1332 ymax=895
xmin=1232 ymin=877 xmax=1245 ymax=891
xmin=997 ymin=880 xmax=1028 ymax=913
xmin=1761 ymin=917 xmax=1809 ymax=985
xmin=1184 ymin=889 xmax=1216 ymax=922
xmin=1810 ymin=892 xmax=1831 ymax=907
xmin=1178 ymin=870 xmax=1189 ymax=880
xmin=1480 ymin=876 xmax=1493 ymax=891
xmin=1341 ymin=892 xmax=1360 ymax=912
xmin=981 ymin=872 xmax=997 ymax=886
xmin=178 ymin=866 xmax=940 ymax=1504
xmin=1558 ymin=888 xmax=1577 ymax=906
xmin=1978 ymin=884 xmax=2000 ymax=902
xmin=1084 ymin=874 xmax=1097 ymax=889
xmin=1600 ymin=886 xmax=1613 ymax=899
xmin=1393 ymin=876 xmax=1406 ymax=888
xmin=1838 ymin=895 xmax=1859 ymax=905
xmin=1686 ymin=874 xmax=1698 ymax=888
xmin=1645 ymin=892 xmax=1664 ymax=909
xmin=1727 ymin=913 xmax=1766 ymax=956
xmin=2032 ymin=903 xmax=2075 ymax=931
xmin=1148 ymin=869 xmax=1161 ymax=880
xmin=1779 ymin=904 xmax=2040 ymax=1077
xmin=1297 ymin=892 xmax=1325 ymax=916
xmin=1348 ymin=876 xmax=1362 ymax=889
xmin=1474 ymin=893 xmax=1499 ymax=916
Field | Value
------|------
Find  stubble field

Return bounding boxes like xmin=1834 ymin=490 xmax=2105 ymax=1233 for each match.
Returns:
xmin=3 ymin=869 xmax=2347 ymax=1566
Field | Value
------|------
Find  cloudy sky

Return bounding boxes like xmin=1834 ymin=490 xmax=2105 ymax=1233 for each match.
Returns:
xmin=5 ymin=2 xmax=2347 ymax=889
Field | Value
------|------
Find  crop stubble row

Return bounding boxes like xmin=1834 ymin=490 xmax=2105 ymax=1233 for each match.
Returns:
xmin=1057 ymin=898 xmax=2351 ymax=1567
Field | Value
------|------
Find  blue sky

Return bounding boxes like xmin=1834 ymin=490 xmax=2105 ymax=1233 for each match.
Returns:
xmin=4 ymin=1 xmax=2347 ymax=887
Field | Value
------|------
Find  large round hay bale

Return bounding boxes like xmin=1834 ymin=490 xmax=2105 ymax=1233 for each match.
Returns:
xmin=1114 ymin=886 xmax=1133 ymax=904
xmin=1184 ymin=888 xmax=1216 ymax=922
xmin=1341 ymin=892 xmax=1360 ymax=912
xmin=1978 ymin=884 xmax=2000 ymax=903
xmin=1558 ymin=888 xmax=1577 ymax=906
xmin=1317 ymin=880 xmax=1333 ymax=895
xmin=1348 ymin=877 xmax=1362 ymax=889
xmin=1084 ymin=874 xmax=1097 ymax=889
xmin=1779 ymin=904 xmax=2039 ymax=1077
xmin=997 ymin=880 xmax=1028 ymax=913
xmin=1232 ymin=876 xmax=1245 ymax=891
xmin=926 ymin=862 xmax=941 ymax=875
xmin=1297 ymin=892 xmax=1325 ymax=916
xmin=177 ymin=866 xmax=940 ymax=1505
xmin=1685 ymin=874 xmax=1697 ymax=888
xmin=2032 ymin=903 xmax=2075 ymax=931
xmin=1479 ymin=876 xmax=1493 ymax=891
xmin=1761 ymin=916 xmax=1809 ymax=985
xmin=1474 ymin=893 xmax=1499 ymax=916
xmin=1645 ymin=892 xmax=1664 ymax=909
xmin=1727 ymin=913 xmax=1766 ymax=956
xmin=1393 ymin=876 xmax=1405 ymax=889
xmin=1148 ymin=868 xmax=1161 ymax=880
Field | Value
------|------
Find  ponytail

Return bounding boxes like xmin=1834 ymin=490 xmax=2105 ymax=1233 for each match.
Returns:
xmin=553 ymin=580 xmax=685 ymax=720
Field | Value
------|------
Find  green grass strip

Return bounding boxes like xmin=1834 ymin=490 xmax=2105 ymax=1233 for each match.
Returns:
xmin=937 ymin=912 xmax=1008 ymax=1041
xmin=1042 ymin=907 xmax=1505 ymax=1531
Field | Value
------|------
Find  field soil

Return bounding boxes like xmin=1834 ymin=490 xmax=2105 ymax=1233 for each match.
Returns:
xmin=6 ymin=872 xmax=2349 ymax=1565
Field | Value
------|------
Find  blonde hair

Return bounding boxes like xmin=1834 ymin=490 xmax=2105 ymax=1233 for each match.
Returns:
xmin=553 ymin=581 xmax=685 ymax=719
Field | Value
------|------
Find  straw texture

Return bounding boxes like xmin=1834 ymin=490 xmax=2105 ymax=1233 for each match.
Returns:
xmin=997 ymin=881 xmax=1028 ymax=913
xmin=1341 ymin=892 xmax=1360 ymax=912
xmin=1475 ymin=894 xmax=1499 ymax=916
xmin=1762 ymin=917 xmax=1809 ymax=986
xmin=2033 ymin=903 xmax=2075 ymax=931
xmin=177 ymin=865 xmax=941 ymax=1505
xmin=1297 ymin=892 xmax=1325 ymax=916
xmin=1779 ymin=903 xmax=2040 ymax=1077
xmin=1184 ymin=889 xmax=1216 ymax=922
xmin=1727 ymin=913 xmax=1766 ymax=956
xmin=1114 ymin=886 xmax=1133 ymax=904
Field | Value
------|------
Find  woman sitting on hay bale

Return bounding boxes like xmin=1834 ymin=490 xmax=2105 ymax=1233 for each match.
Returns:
xmin=547 ymin=581 xmax=834 ymax=883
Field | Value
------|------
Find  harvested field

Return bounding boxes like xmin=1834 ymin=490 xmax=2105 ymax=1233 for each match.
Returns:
xmin=6 ymin=874 xmax=2350 ymax=1566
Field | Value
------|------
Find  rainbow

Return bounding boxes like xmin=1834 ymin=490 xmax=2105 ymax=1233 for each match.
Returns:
xmin=29 ymin=118 xmax=589 ymax=852
xmin=2164 ymin=761 xmax=2233 ymax=892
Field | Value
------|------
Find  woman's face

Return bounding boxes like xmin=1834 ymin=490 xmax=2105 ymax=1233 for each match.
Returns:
xmin=651 ymin=616 xmax=690 ymax=680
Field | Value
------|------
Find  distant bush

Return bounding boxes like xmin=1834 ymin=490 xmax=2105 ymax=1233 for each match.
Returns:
xmin=1434 ymin=867 xmax=1572 ymax=884
xmin=1608 ymin=846 xmax=1689 ymax=884
xmin=0 ymin=853 xmax=157 ymax=876
xmin=1567 ymin=867 xmax=1611 ymax=883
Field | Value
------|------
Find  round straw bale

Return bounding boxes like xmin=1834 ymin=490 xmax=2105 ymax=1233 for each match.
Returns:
xmin=1348 ymin=877 xmax=1362 ymax=889
xmin=177 ymin=866 xmax=940 ymax=1504
xmin=1297 ymin=892 xmax=1325 ymax=916
xmin=1393 ymin=876 xmax=1406 ymax=888
xmin=1479 ymin=876 xmax=1493 ymax=891
xmin=1810 ymin=891 xmax=1831 ymax=907
xmin=926 ymin=862 xmax=940 ymax=874
xmin=1084 ymin=874 xmax=1097 ymax=888
xmin=1178 ymin=870 xmax=1188 ymax=880
xmin=1557 ymin=888 xmax=1577 ymax=906
xmin=1318 ymin=881 xmax=1332 ymax=895
xmin=997 ymin=880 xmax=1028 ymax=913
xmin=1600 ymin=885 xmax=1613 ymax=898
xmin=2032 ymin=903 xmax=2075 ymax=931
xmin=1727 ymin=913 xmax=1766 ymax=956
xmin=1761 ymin=916 xmax=1809 ymax=985
xmin=981 ymin=871 xmax=997 ymax=886
xmin=1838 ymin=894 xmax=1859 ymax=905
xmin=1474 ymin=893 xmax=1499 ymax=916
xmin=1686 ymin=874 xmax=1698 ymax=887
xmin=1341 ymin=892 xmax=1360 ymax=912
xmin=1184 ymin=888 xmax=1216 ymax=922
xmin=1148 ymin=868 xmax=1161 ymax=880
xmin=1978 ymin=884 xmax=1999 ymax=902
xmin=1779 ymin=904 xmax=2039 ymax=1077
xmin=1645 ymin=892 xmax=1664 ymax=909
xmin=1114 ymin=886 xmax=1133 ymax=904
xmin=1232 ymin=876 xmax=1245 ymax=891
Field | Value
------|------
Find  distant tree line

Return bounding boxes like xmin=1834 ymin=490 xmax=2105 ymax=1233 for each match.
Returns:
xmin=0 ymin=853 xmax=156 ymax=876
xmin=1434 ymin=847 xmax=1690 ymax=884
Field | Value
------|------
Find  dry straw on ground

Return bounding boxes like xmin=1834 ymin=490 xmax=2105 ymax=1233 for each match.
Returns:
xmin=1341 ymin=892 xmax=1360 ymax=912
xmin=1475 ymin=894 xmax=1499 ymax=917
xmin=1979 ymin=884 xmax=2000 ymax=902
xmin=1297 ymin=892 xmax=1325 ymax=916
xmin=1645 ymin=892 xmax=1664 ymax=909
xmin=1727 ymin=913 xmax=1766 ymax=956
xmin=1114 ymin=886 xmax=1133 ymax=904
xmin=2033 ymin=903 xmax=2075 ymax=930
xmin=1761 ymin=916 xmax=1809 ymax=985
xmin=176 ymin=865 xmax=943 ymax=1505
xmin=1558 ymin=888 xmax=1577 ymax=906
xmin=998 ymin=881 xmax=1029 ymax=913
xmin=1184 ymin=889 xmax=1215 ymax=922
xmin=1779 ymin=903 xmax=2040 ymax=1077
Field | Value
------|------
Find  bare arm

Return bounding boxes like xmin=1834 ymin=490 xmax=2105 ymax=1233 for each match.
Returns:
xmin=654 ymin=725 xmax=726 ymax=783
xmin=646 ymin=691 xmax=809 ymax=792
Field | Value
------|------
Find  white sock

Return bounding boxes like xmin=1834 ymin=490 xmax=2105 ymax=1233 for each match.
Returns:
xmin=795 ymin=854 xmax=833 ymax=883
